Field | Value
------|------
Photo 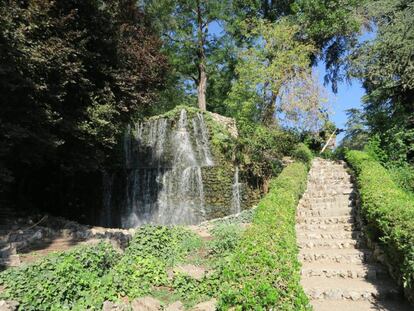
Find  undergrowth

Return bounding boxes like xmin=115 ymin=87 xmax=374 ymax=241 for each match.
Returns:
xmin=217 ymin=158 xmax=312 ymax=310
xmin=346 ymin=150 xmax=414 ymax=295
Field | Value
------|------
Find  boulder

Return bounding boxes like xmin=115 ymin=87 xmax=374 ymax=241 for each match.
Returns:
xmin=173 ymin=264 xmax=207 ymax=281
xmin=165 ymin=301 xmax=184 ymax=311
xmin=0 ymin=300 xmax=19 ymax=311
xmin=191 ymin=299 xmax=217 ymax=311
xmin=131 ymin=297 xmax=161 ymax=311
xmin=102 ymin=301 xmax=128 ymax=311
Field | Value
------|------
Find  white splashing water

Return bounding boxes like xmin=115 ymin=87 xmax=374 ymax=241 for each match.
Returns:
xmin=108 ymin=109 xmax=214 ymax=228
xmin=232 ymin=167 xmax=242 ymax=214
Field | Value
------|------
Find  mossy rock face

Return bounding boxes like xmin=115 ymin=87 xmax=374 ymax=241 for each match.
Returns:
xmin=100 ymin=106 xmax=259 ymax=227
xmin=140 ymin=105 xmax=238 ymax=166
xmin=139 ymin=106 xmax=260 ymax=219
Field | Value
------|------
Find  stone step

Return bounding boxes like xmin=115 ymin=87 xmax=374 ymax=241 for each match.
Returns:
xmin=296 ymin=216 xmax=355 ymax=225
xmin=305 ymin=187 xmax=355 ymax=196
xmin=310 ymin=300 xmax=413 ymax=311
xmin=302 ymin=277 xmax=401 ymax=302
xmin=298 ymin=238 xmax=365 ymax=250
xmin=299 ymin=248 xmax=374 ymax=264
xmin=301 ymin=263 xmax=389 ymax=280
xmin=297 ymin=230 xmax=362 ymax=240
xmin=296 ymin=223 xmax=356 ymax=232
xmin=297 ymin=207 xmax=354 ymax=218
xmin=308 ymin=177 xmax=352 ymax=184
xmin=300 ymin=195 xmax=354 ymax=204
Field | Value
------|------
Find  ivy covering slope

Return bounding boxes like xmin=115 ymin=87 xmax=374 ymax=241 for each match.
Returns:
xmin=346 ymin=150 xmax=414 ymax=300
xmin=217 ymin=147 xmax=312 ymax=310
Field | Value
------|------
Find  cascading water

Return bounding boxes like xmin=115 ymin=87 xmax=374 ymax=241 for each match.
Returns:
xmin=231 ymin=167 xmax=242 ymax=214
xmin=103 ymin=109 xmax=215 ymax=228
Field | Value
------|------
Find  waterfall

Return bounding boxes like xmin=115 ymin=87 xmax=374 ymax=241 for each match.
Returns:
xmin=232 ymin=167 xmax=242 ymax=214
xmin=105 ymin=109 xmax=214 ymax=228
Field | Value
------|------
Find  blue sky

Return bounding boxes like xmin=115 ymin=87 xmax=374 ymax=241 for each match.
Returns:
xmin=316 ymin=63 xmax=365 ymax=142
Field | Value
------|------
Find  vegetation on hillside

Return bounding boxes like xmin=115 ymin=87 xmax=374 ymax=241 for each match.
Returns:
xmin=346 ymin=150 xmax=414 ymax=297
xmin=217 ymin=153 xmax=312 ymax=309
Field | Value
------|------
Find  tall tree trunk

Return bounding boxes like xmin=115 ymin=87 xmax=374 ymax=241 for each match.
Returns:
xmin=196 ymin=0 xmax=207 ymax=111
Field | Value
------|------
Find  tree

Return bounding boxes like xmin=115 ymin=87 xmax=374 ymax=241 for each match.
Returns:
xmin=341 ymin=108 xmax=369 ymax=150
xmin=141 ymin=0 xmax=229 ymax=111
xmin=229 ymin=0 xmax=368 ymax=92
xmin=225 ymin=19 xmax=329 ymax=131
xmin=350 ymin=0 xmax=414 ymax=162
xmin=0 ymin=0 xmax=168 ymax=196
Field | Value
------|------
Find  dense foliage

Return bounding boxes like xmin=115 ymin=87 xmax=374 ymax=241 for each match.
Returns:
xmin=346 ymin=150 xmax=414 ymax=294
xmin=217 ymin=157 xmax=311 ymax=309
xmin=0 ymin=0 xmax=167 ymax=196
xmin=0 ymin=226 xmax=208 ymax=309
xmin=0 ymin=242 xmax=120 ymax=310
xmin=349 ymin=0 xmax=414 ymax=164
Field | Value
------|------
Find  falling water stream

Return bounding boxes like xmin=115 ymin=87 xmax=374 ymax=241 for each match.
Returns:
xmin=231 ymin=167 xmax=242 ymax=214
xmin=101 ymin=109 xmax=216 ymax=228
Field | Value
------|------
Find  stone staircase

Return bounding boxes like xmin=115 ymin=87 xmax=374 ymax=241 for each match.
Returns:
xmin=296 ymin=158 xmax=412 ymax=311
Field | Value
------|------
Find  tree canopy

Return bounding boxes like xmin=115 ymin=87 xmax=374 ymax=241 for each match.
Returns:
xmin=0 ymin=0 xmax=168 ymax=193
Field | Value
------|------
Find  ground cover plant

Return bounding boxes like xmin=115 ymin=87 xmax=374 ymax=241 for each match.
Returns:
xmin=217 ymin=154 xmax=312 ymax=310
xmin=346 ymin=150 xmax=414 ymax=298
xmin=0 ymin=242 xmax=120 ymax=310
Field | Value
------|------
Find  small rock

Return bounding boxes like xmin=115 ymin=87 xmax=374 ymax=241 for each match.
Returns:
xmin=0 ymin=300 xmax=19 ymax=311
xmin=102 ymin=301 xmax=128 ymax=311
xmin=165 ymin=301 xmax=184 ymax=311
xmin=191 ymin=299 xmax=217 ymax=311
xmin=174 ymin=264 xmax=207 ymax=280
xmin=131 ymin=297 xmax=161 ymax=311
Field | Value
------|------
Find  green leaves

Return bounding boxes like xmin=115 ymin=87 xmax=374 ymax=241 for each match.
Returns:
xmin=217 ymin=161 xmax=311 ymax=310
xmin=346 ymin=150 xmax=414 ymax=292
xmin=0 ymin=242 xmax=120 ymax=310
xmin=225 ymin=18 xmax=329 ymax=129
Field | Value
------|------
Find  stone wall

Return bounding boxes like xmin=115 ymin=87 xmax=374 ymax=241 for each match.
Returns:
xmin=201 ymin=166 xmax=261 ymax=220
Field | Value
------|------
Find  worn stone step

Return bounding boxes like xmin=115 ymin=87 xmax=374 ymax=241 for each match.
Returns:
xmin=299 ymin=248 xmax=374 ymax=264
xmin=305 ymin=186 xmax=355 ymax=195
xmin=297 ymin=207 xmax=353 ymax=217
xmin=296 ymin=215 xmax=355 ymax=225
xmin=300 ymin=195 xmax=354 ymax=204
xmin=301 ymin=263 xmax=389 ymax=280
xmin=310 ymin=300 xmax=413 ymax=311
xmin=302 ymin=277 xmax=401 ymax=302
xmin=296 ymin=223 xmax=356 ymax=232
xmin=298 ymin=238 xmax=365 ymax=250
xmin=297 ymin=230 xmax=362 ymax=240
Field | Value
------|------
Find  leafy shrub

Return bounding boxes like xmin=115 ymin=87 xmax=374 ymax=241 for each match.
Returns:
xmin=0 ymin=242 xmax=120 ymax=310
xmin=209 ymin=208 xmax=256 ymax=226
xmin=363 ymin=134 xmax=388 ymax=163
xmin=346 ymin=150 xmax=414 ymax=294
xmin=104 ymin=226 xmax=202 ymax=300
xmin=208 ymin=224 xmax=244 ymax=256
xmin=291 ymin=143 xmax=313 ymax=166
xmin=109 ymin=255 xmax=168 ymax=299
xmin=387 ymin=162 xmax=414 ymax=195
xmin=126 ymin=225 xmax=202 ymax=266
xmin=236 ymin=124 xmax=297 ymax=187
xmin=217 ymin=162 xmax=311 ymax=310
xmin=170 ymin=272 xmax=218 ymax=306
